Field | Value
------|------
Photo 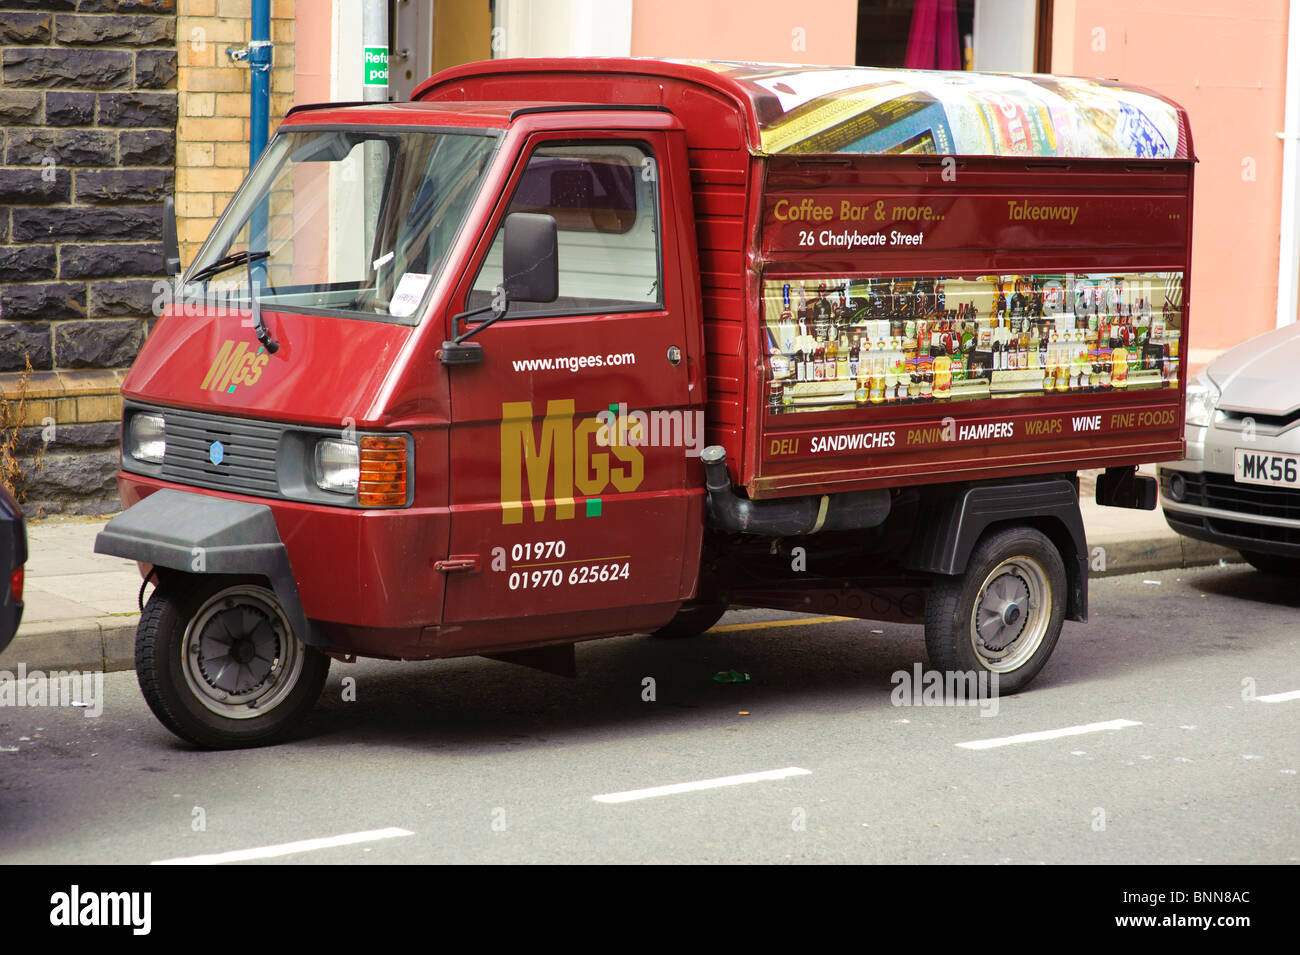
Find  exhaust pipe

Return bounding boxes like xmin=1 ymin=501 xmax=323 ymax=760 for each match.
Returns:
xmin=701 ymin=446 xmax=890 ymax=536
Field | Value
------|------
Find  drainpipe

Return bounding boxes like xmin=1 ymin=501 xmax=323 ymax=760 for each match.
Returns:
xmin=248 ymin=0 xmax=272 ymax=164
xmin=228 ymin=1 xmax=273 ymax=259
xmin=1278 ymin=0 xmax=1300 ymax=328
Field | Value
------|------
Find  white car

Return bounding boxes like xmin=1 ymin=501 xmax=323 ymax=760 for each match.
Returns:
xmin=1161 ymin=323 xmax=1300 ymax=575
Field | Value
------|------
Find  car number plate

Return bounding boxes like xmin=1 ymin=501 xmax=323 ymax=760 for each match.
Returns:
xmin=1234 ymin=448 xmax=1300 ymax=488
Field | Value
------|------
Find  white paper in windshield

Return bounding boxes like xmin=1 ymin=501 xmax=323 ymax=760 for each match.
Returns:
xmin=389 ymin=272 xmax=432 ymax=318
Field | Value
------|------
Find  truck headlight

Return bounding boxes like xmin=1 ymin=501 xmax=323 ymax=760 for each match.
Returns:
xmin=313 ymin=439 xmax=359 ymax=492
xmin=1185 ymin=371 xmax=1221 ymax=428
xmin=125 ymin=413 xmax=166 ymax=464
xmin=307 ymin=434 xmax=410 ymax=506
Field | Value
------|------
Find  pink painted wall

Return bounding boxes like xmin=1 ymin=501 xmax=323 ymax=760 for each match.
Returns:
xmin=1055 ymin=0 xmax=1290 ymax=362
xmin=293 ymin=7 xmax=333 ymax=107
xmin=292 ymin=8 xmax=334 ymax=282
xmin=630 ymin=0 xmax=858 ymax=65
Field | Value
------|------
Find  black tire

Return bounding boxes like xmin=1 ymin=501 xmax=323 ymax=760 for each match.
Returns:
xmin=1239 ymin=550 xmax=1300 ymax=577
xmin=650 ymin=602 xmax=728 ymax=639
xmin=924 ymin=526 xmax=1067 ymax=694
xmin=135 ymin=575 xmax=330 ymax=749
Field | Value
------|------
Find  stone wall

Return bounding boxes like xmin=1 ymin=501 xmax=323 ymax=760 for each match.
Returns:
xmin=0 ymin=0 xmax=178 ymax=516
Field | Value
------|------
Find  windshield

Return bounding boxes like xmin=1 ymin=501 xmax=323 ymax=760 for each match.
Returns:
xmin=185 ymin=126 xmax=498 ymax=324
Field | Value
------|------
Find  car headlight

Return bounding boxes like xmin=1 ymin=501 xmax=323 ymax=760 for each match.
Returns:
xmin=1185 ymin=371 xmax=1221 ymax=428
xmin=125 ymin=413 xmax=166 ymax=464
xmin=313 ymin=439 xmax=359 ymax=492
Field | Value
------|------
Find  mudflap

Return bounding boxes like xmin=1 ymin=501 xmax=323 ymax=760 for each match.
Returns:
xmin=93 ymin=489 xmax=326 ymax=646
xmin=904 ymin=477 xmax=1089 ymax=622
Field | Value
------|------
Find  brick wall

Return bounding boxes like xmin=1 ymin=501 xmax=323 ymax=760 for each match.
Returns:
xmin=0 ymin=0 xmax=178 ymax=516
xmin=176 ymin=0 xmax=293 ymax=262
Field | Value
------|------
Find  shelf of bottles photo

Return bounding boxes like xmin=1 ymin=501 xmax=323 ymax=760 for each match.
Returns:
xmin=763 ymin=272 xmax=1184 ymax=415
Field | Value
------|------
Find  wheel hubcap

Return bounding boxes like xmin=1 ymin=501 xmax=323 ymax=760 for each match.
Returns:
xmin=969 ymin=556 xmax=1051 ymax=672
xmin=182 ymin=585 xmax=305 ymax=719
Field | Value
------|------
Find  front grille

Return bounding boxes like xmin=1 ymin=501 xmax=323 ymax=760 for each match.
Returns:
xmin=1163 ymin=470 xmax=1300 ymax=547
xmin=1202 ymin=472 xmax=1300 ymax=521
xmin=158 ymin=406 xmax=285 ymax=499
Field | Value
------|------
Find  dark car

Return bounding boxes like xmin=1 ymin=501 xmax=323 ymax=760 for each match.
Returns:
xmin=0 ymin=485 xmax=26 ymax=654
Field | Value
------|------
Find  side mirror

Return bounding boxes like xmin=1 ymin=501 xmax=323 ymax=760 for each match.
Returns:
xmin=163 ymin=195 xmax=181 ymax=278
xmin=501 ymin=212 xmax=558 ymax=305
xmin=440 ymin=212 xmax=558 ymax=367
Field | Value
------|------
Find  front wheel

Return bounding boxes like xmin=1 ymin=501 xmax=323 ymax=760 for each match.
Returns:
xmin=924 ymin=526 xmax=1067 ymax=694
xmin=135 ymin=576 xmax=330 ymax=749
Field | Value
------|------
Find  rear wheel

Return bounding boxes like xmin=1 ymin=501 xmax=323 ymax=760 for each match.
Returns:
xmin=924 ymin=526 xmax=1066 ymax=694
xmin=136 ymin=576 xmax=329 ymax=749
xmin=1239 ymin=550 xmax=1300 ymax=577
xmin=651 ymin=601 xmax=728 ymax=639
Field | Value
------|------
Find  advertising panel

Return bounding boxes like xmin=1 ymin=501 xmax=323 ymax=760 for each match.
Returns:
xmin=762 ymin=271 xmax=1183 ymax=416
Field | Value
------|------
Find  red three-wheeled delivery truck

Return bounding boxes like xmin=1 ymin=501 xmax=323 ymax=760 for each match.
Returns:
xmin=95 ymin=59 xmax=1195 ymax=747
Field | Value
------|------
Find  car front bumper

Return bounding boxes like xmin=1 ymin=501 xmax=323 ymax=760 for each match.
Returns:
xmin=1160 ymin=417 xmax=1300 ymax=558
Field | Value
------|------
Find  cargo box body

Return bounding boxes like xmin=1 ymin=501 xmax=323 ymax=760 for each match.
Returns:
xmin=417 ymin=59 xmax=1194 ymax=497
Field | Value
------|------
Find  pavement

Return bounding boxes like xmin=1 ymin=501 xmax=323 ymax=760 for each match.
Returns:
xmin=1 ymin=468 xmax=1238 ymax=675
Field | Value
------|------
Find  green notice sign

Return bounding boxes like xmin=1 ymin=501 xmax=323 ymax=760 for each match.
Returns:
xmin=363 ymin=46 xmax=388 ymax=86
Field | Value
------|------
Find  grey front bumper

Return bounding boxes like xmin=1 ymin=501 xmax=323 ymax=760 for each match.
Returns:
xmin=94 ymin=489 xmax=325 ymax=646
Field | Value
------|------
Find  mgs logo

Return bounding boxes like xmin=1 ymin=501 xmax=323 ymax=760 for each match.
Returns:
xmin=499 ymin=399 xmax=644 ymax=524
xmin=202 ymin=340 xmax=269 ymax=394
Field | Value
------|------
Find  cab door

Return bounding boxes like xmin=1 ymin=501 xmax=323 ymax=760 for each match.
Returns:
xmin=437 ymin=128 xmax=703 ymax=652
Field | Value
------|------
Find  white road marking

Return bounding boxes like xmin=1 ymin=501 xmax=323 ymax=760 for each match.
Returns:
xmin=956 ymin=719 xmax=1142 ymax=750
xmin=1256 ymin=689 xmax=1300 ymax=703
xmin=151 ymin=827 xmax=413 ymax=865
xmin=593 ymin=767 xmax=811 ymax=803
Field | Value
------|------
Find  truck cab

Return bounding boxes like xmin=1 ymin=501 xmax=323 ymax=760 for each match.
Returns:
xmin=97 ymin=59 xmax=1193 ymax=748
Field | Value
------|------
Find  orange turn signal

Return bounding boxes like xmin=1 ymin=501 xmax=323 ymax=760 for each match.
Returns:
xmin=358 ymin=436 xmax=408 ymax=506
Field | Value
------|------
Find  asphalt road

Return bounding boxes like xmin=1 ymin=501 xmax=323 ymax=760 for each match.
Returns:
xmin=2 ymin=562 xmax=1297 ymax=865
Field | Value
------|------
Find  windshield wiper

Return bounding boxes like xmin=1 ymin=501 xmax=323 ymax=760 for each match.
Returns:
xmin=247 ymin=259 xmax=280 ymax=354
xmin=190 ymin=249 xmax=271 ymax=284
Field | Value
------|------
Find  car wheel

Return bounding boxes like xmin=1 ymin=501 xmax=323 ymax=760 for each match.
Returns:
xmin=135 ymin=575 xmax=329 ymax=749
xmin=924 ymin=526 xmax=1066 ymax=694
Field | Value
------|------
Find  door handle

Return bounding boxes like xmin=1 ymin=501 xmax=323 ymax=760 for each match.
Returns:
xmin=435 ymin=555 xmax=480 ymax=573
